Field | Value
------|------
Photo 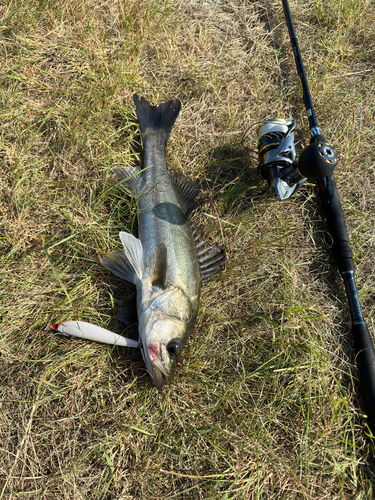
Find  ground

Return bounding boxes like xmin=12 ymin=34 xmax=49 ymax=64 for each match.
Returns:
xmin=1 ymin=0 xmax=375 ymax=498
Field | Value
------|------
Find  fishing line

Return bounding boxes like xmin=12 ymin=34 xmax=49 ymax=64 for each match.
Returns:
xmin=241 ymin=2 xmax=291 ymax=151
xmin=261 ymin=0 xmax=291 ymax=114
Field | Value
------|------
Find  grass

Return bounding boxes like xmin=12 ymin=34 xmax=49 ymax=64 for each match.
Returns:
xmin=1 ymin=0 xmax=375 ymax=497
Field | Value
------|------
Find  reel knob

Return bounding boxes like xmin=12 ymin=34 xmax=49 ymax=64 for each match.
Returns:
xmin=298 ymin=141 xmax=337 ymax=180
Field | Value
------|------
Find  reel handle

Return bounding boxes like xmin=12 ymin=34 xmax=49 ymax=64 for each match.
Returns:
xmin=278 ymin=0 xmax=375 ymax=435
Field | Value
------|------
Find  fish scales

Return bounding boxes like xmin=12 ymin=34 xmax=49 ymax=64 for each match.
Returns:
xmin=138 ymin=133 xmax=199 ymax=296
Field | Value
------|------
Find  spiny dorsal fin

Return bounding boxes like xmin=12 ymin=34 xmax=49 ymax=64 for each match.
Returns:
xmin=147 ymin=244 xmax=167 ymax=288
xmin=170 ymin=174 xmax=200 ymax=216
xmin=191 ymin=223 xmax=226 ymax=284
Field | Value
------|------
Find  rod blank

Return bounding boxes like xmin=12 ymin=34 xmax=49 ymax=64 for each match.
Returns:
xmin=281 ymin=0 xmax=375 ymax=433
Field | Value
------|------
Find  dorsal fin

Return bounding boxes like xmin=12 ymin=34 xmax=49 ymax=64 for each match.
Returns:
xmin=191 ymin=223 xmax=226 ymax=284
xmin=170 ymin=174 xmax=200 ymax=216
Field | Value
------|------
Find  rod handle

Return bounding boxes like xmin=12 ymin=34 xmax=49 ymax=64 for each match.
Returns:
xmin=317 ymin=174 xmax=354 ymax=273
xmin=352 ymin=322 xmax=375 ymax=433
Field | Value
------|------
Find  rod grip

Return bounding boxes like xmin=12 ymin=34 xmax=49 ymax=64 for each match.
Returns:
xmin=352 ymin=322 xmax=375 ymax=432
xmin=317 ymin=174 xmax=354 ymax=273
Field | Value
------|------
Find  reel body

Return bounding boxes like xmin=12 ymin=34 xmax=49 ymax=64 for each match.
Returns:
xmin=256 ymin=119 xmax=337 ymax=200
xmin=257 ymin=119 xmax=306 ymax=200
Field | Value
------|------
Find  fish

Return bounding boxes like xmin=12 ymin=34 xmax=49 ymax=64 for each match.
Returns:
xmin=100 ymin=94 xmax=225 ymax=389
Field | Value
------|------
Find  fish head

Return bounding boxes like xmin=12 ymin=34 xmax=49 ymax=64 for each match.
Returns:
xmin=138 ymin=286 xmax=193 ymax=389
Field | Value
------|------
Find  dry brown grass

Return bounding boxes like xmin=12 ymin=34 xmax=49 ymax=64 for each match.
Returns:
xmin=1 ymin=0 xmax=375 ymax=498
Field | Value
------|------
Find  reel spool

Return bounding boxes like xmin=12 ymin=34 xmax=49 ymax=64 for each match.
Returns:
xmin=256 ymin=119 xmax=306 ymax=200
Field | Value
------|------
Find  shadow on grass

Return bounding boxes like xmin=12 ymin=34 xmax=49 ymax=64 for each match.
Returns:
xmin=197 ymin=143 xmax=268 ymax=214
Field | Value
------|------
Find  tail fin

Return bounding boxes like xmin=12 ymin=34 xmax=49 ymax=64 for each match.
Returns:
xmin=133 ymin=94 xmax=181 ymax=144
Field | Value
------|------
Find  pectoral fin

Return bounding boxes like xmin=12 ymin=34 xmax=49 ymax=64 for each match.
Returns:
xmin=147 ymin=244 xmax=167 ymax=288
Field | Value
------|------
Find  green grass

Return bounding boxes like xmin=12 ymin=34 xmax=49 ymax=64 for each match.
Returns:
xmin=1 ymin=0 xmax=375 ymax=497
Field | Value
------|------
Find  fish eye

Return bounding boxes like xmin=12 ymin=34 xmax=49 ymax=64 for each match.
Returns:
xmin=167 ymin=341 xmax=180 ymax=357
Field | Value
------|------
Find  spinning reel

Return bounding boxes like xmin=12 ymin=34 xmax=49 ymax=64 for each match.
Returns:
xmin=255 ymin=119 xmax=337 ymax=200
xmin=255 ymin=0 xmax=375 ymax=435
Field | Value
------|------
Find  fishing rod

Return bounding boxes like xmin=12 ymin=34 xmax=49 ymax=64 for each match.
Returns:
xmin=255 ymin=0 xmax=375 ymax=434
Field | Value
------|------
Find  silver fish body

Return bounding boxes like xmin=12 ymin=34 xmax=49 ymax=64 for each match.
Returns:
xmin=101 ymin=95 xmax=224 ymax=389
xmin=136 ymin=109 xmax=201 ymax=323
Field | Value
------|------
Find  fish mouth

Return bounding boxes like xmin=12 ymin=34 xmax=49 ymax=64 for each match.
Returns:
xmin=142 ymin=342 xmax=170 ymax=390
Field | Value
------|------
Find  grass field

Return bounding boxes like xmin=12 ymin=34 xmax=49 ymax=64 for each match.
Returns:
xmin=1 ymin=0 xmax=375 ymax=498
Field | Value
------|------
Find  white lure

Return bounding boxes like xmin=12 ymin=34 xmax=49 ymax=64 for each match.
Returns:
xmin=48 ymin=321 xmax=139 ymax=348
